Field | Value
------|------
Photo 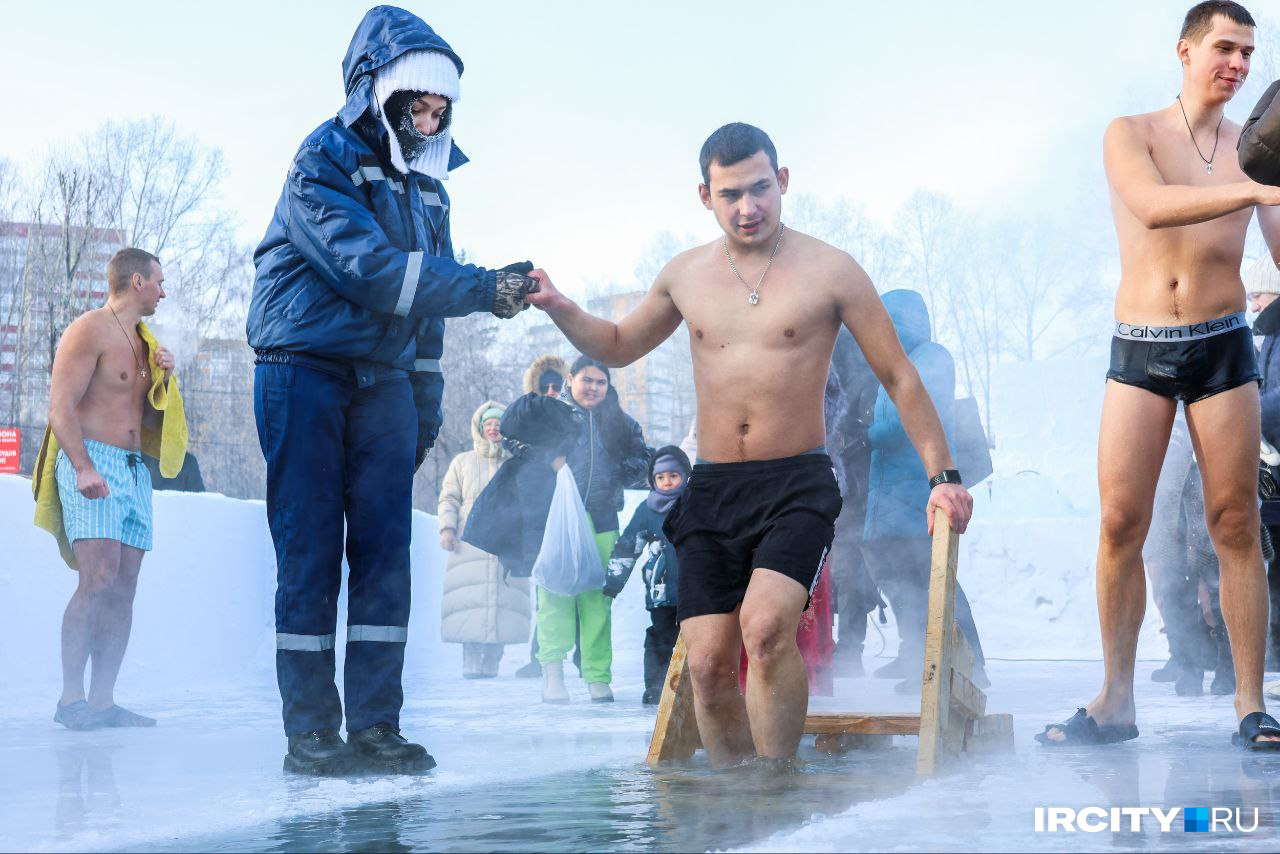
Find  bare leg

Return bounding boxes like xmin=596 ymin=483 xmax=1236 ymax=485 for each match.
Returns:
xmin=681 ymin=608 xmax=754 ymax=767
xmin=60 ymin=539 xmax=124 ymax=707
xmin=1046 ymin=381 xmax=1174 ymax=739
xmin=87 ymin=546 xmax=143 ymax=710
xmin=740 ymin=568 xmax=809 ymax=759
xmin=1186 ymin=384 xmax=1277 ymax=739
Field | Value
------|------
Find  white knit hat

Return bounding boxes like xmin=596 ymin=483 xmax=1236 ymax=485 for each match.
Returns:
xmin=373 ymin=49 xmax=461 ymax=179
xmin=1245 ymin=255 xmax=1280 ymax=297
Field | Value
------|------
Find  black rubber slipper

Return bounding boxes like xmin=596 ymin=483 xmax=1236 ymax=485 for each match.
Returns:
xmin=1233 ymin=711 xmax=1280 ymax=750
xmin=1035 ymin=707 xmax=1138 ymax=746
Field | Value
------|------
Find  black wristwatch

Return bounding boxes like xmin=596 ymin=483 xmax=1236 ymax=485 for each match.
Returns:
xmin=929 ymin=469 xmax=963 ymax=488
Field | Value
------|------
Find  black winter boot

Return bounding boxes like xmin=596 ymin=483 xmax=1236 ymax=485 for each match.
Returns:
xmin=1210 ymin=626 xmax=1235 ymax=696
xmin=284 ymin=730 xmax=356 ymax=776
xmin=873 ymin=656 xmax=908 ymax=679
xmin=1151 ymin=656 xmax=1180 ymax=682
xmin=1175 ymin=666 xmax=1204 ymax=696
xmin=348 ymin=724 xmax=436 ymax=774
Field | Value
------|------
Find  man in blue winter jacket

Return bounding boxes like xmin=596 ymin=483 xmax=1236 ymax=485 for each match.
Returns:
xmin=246 ymin=6 xmax=539 ymax=776
xmin=861 ymin=290 xmax=988 ymax=693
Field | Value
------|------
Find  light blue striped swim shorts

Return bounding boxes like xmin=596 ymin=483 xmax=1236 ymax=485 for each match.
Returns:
xmin=55 ymin=439 xmax=153 ymax=551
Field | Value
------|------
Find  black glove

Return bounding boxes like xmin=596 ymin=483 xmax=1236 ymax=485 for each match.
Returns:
xmin=492 ymin=270 xmax=539 ymax=319
xmin=499 ymin=261 xmax=534 ymax=276
xmin=415 ymin=446 xmax=430 ymax=472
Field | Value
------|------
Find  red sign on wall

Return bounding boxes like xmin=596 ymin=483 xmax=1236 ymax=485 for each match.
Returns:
xmin=0 ymin=428 xmax=19 ymax=474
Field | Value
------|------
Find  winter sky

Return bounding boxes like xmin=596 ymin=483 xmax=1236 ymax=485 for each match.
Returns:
xmin=1 ymin=0 xmax=1277 ymax=294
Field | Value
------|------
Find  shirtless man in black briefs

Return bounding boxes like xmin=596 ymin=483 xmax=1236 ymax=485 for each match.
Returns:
xmin=1039 ymin=0 xmax=1280 ymax=749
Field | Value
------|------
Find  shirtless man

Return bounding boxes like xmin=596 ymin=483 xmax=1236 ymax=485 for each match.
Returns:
xmin=1039 ymin=1 xmax=1280 ymax=749
xmin=526 ymin=123 xmax=972 ymax=766
xmin=48 ymin=247 xmax=174 ymax=730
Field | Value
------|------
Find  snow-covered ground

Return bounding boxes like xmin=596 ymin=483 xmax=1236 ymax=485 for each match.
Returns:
xmin=1 ymin=357 xmax=1263 ymax=852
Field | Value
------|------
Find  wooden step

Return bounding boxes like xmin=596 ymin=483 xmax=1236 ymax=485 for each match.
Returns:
xmin=804 ymin=713 xmax=921 ymax=735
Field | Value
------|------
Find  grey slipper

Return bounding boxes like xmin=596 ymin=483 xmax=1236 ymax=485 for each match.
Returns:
xmin=94 ymin=705 xmax=157 ymax=727
xmin=54 ymin=700 xmax=103 ymax=731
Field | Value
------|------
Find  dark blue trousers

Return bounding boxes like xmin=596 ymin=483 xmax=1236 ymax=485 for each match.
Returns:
xmin=254 ymin=360 xmax=416 ymax=736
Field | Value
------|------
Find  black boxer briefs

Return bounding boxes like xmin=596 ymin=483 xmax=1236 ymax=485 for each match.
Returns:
xmin=663 ymin=453 xmax=843 ymax=621
xmin=1106 ymin=312 xmax=1260 ymax=403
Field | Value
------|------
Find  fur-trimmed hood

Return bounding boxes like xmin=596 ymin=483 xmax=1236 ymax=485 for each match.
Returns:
xmin=522 ymin=354 xmax=570 ymax=395
xmin=470 ymin=399 xmax=507 ymax=458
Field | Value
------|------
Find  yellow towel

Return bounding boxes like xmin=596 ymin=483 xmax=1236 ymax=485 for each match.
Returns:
xmin=32 ymin=320 xmax=189 ymax=569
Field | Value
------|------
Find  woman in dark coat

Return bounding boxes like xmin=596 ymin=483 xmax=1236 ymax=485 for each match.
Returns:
xmin=464 ymin=355 xmax=648 ymax=703
xmin=535 ymin=357 xmax=649 ymax=703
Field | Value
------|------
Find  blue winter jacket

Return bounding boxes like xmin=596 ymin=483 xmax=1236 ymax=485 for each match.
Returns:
xmin=606 ymin=502 xmax=679 ymax=609
xmin=246 ymin=6 xmax=496 ymax=453
xmin=1259 ymin=301 xmax=1280 ymax=451
xmin=1255 ymin=301 xmax=1280 ymax=526
xmin=863 ymin=290 xmax=956 ymax=541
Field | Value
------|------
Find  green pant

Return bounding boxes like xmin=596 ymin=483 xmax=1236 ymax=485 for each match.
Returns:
xmin=536 ymin=529 xmax=619 ymax=684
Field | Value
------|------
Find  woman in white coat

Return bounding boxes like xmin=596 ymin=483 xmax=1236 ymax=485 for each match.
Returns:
xmin=437 ymin=401 xmax=531 ymax=677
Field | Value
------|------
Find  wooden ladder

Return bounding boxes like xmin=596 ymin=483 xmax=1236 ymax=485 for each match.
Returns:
xmin=646 ymin=506 xmax=1013 ymax=775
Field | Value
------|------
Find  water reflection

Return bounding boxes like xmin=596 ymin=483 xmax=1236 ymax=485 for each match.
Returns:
xmin=180 ymin=743 xmax=919 ymax=853
xmin=56 ymin=741 xmax=122 ymax=839
xmin=140 ymin=734 xmax=1280 ymax=852
xmin=260 ymin=802 xmax=414 ymax=853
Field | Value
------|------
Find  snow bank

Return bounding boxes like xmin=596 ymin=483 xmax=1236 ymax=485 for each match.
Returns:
xmin=0 ymin=474 xmax=653 ymax=710
xmin=0 ymin=475 xmax=456 ymax=707
xmin=951 ymin=357 xmax=1166 ymax=661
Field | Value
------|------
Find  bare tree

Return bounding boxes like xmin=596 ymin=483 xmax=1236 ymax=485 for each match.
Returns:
xmin=787 ymin=193 xmax=903 ymax=290
xmin=90 ymin=118 xmax=248 ymax=341
xmin=0 ymin=158 xmax=25 ymax=428
xmin=988 ymin=218 xmax=1110 ymax=362
xmin=894 ymin=191 xmax=1006 ymax=436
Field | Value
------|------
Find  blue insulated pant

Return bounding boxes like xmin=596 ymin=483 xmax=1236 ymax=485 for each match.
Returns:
xmin=254 ymin=360 xmax=417 ymax=736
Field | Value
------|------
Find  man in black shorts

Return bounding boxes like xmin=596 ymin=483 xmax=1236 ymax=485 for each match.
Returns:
xmin=525 ymin=123 xmax=971 ymax=766
xmin=667 ymin=452 xmax=843 ymax=621
xmin=1039 ymin=2 xmax=1280 ymax=749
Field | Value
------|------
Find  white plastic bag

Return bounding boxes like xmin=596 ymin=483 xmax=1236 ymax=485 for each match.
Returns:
xmin=532 ymin=464 xmax=605 ymax=596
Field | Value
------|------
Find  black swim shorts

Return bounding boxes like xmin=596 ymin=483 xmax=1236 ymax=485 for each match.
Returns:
xmin=663 ymin=453 xmax=843 ymax=621
xmin=1106 ymin=312 xmax=1260 ymax=404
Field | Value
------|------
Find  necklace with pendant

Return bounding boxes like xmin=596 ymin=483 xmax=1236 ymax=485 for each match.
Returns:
xmin=108 ymin=304 xmax=149 ymax=380
xmin=1176 ymin=95 xmax=1222 ymax=175
xmin=723 ymin=223 xmax=785 ymax=306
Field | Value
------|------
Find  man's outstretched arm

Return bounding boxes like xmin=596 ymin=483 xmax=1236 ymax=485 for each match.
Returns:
xmin=526 ymin=268 xmax=683 ymax=367
xmin=1105 ymin=118 xmax=1280 ymax=229
xmin=836 ymin=258 xmax=972 ymax=534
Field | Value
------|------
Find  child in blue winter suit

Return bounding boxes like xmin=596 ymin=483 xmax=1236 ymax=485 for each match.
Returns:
xmin=603 ymin=445 xmax=691 ymax=704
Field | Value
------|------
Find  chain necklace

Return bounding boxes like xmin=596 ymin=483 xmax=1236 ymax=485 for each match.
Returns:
xmin=723 ymin=223 xmax=785 ymax=306
xmin=107 ymin=303 xmax=148 ymax=380
xmin=1176 ymin=95 xmax=1223 ymax=175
